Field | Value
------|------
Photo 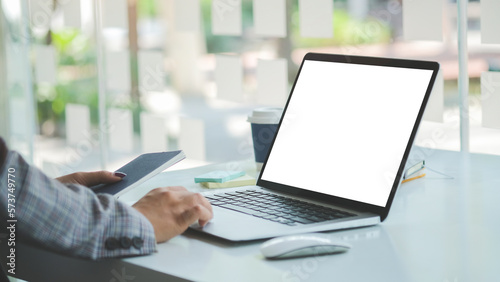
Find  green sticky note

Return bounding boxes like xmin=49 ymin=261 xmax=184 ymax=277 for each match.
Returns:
xmin=194 ymin=170 xmax=246 ymax=183
xmin=201 ymin=174 xmax=256 ymax=189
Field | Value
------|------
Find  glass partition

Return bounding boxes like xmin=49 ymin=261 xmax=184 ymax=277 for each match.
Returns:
xmin=1 ymin=0 xmax=499 ymax=177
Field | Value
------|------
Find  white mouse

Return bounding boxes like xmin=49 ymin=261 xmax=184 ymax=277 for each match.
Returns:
xmin=260 ymin=233 xmax=351 ymax=259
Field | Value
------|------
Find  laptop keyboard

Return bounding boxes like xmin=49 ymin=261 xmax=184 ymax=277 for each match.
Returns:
xmin=205 ymin=190 xmax=356 ymax=226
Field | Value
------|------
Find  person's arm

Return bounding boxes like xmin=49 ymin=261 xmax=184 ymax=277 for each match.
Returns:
xmin=54 ymin=171 xmax=214 ymax=243
xmin=0 ymin=137 xmax=213 ymax=259
xmin=0 ymin=138 xmax=156 ymax=259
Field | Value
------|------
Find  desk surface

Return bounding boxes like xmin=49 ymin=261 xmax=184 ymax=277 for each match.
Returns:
xmin=10 ymin=148 xmax=500 ymax=281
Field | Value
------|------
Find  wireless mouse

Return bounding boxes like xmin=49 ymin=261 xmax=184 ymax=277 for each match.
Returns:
xmin=260 ymin=233 xmax=351 ymax=259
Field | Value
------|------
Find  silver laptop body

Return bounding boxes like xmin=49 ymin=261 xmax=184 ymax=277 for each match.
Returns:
xmin=192 ymin=53 xmax=439 ymax=241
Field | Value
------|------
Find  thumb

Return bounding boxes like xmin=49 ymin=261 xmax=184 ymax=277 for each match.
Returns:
xmin=83 ymin=171 xmax=125 ymax=187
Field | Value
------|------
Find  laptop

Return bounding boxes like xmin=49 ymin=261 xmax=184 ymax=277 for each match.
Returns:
xmin=191 ymin=53 xmax=439 ymax=241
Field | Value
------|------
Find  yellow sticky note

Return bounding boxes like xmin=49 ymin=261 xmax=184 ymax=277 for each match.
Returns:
xmin=201 ymin=175 xmax=256 ymax=189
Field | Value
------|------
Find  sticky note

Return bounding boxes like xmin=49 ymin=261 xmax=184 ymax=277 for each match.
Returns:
xmin=215 ymin=55 xmax=243 ymax=102
xmin=29 ymin=0 xmax=53 ymax=29
xmin=423 ymin=69 xmax=443 ymax=122
xmin=140 ymin=112 xmax=168 ymax=152
xmin=481 ymin=0 xmax=500 ymax=44
xmin=299 ymin=0 xmax=333 ymax=38
xmin=481 ymin=71 xmax=500 ymax=129
xmin=195 ymin=170 xmax=246 ymax=183
xmin=65 ymin=104 xmax=91 ymax=146
xmin=63 ymin=0 xmax=81 ymax=29
xmin=257 ymin=59 xmax=288 ymax=107
xmin=403 ymin=0 xmax=442 ymax=41
xmin=102 ymin=0 xmax=128 ymax=29
xmin=34 ymin=45 xmax=57 ymax=84
xmin=179 ymin=118 xmax=206 ymax=161
xmin=138 ymin=50 xmax=165 ymax=92
xmin=212 ymin=0 xmax=242 ymax=35
xmin=201 ymin=174 xmax=256 ymax=188
xmin=106 ymin=50 xmax=131 ymax=92
xmin=108 ymin=108 xmax=134 ymax=152
xmin=174 ymin=0 xmax=201 ymax=32
xmin=254 ymin=0 xmax=286 ymax=38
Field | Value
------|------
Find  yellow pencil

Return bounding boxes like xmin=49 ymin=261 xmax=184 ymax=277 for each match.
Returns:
xmin=402 ymin=173 xmax=426 ymax=183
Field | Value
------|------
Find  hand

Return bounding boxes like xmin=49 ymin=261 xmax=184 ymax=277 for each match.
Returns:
xmin=55 ymin=171 xmax=126 ymax=187
xmin=132 ymin=186 xmax=213 ymax=243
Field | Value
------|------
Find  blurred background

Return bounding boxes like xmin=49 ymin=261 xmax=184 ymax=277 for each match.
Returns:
xmin=0 ymin=0 xmax=499 ymax=176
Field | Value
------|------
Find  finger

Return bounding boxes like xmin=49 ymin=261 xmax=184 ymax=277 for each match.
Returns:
xmin=82 ymin=171 xmax=124 ymax=187
xmin=194 ymin=193 xmax=213 ymax=214
xmin=182 ymin=193 xmax=212 ymax=226
xmin=196 ymin=204 xmax=213 ymax=227
xmin=181 ymin=204 xmax=213 ymax=228
xmin=198 ymin=217 xmax=211 ymax=227
xmin=189 ymin=194 xmax=213 ymax=227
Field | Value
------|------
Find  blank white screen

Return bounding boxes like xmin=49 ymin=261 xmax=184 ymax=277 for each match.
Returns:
xmin=261 ymin=60 xmax=433 ymax=207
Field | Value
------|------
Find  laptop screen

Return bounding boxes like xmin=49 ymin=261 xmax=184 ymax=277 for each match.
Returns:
xmin=260 ymin=57 xmax=435 ymax=207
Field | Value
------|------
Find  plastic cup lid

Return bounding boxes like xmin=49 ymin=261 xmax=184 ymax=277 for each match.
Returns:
xmin=247 ymin=107 xmax=283 ymax=124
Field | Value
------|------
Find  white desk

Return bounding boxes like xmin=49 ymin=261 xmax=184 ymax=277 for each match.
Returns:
xmin=8 ymin=148 xmax=500 ymax=281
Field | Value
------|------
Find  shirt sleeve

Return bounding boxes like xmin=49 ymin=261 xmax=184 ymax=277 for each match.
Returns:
xmin=0 ymin=138 xmax=157 ymax=259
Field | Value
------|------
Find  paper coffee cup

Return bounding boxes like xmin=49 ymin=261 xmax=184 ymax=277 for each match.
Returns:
xmin=247 ymin=107 xmax=283 ymax=170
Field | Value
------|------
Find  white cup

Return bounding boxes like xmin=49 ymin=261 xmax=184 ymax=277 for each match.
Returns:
xmin=247 ymin=107 xmax=283 ymax=170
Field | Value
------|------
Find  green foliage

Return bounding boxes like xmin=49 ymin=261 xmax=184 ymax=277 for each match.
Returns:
xmin=51 ymin=29 xmax=95 ymax=65
xmin=292 ymin=10 xmax=392 ymax=48
xmin=137 ymin=0 xmax=158 ymax=18
xmin=36 ymin=29 xmax=99 ymax=135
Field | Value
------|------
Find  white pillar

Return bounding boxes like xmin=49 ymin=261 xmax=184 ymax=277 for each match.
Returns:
xmin=94 ymin=0 xmax=108 ymax=169
xmin=457 ymin=0 xmax=469 ymax=152
xmin=0 ymin=5 xmax=9 ymax=140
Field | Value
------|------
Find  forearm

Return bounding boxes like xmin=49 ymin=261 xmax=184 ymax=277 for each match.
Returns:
xmin=0 ymin=139 xmax=156 ymax=259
